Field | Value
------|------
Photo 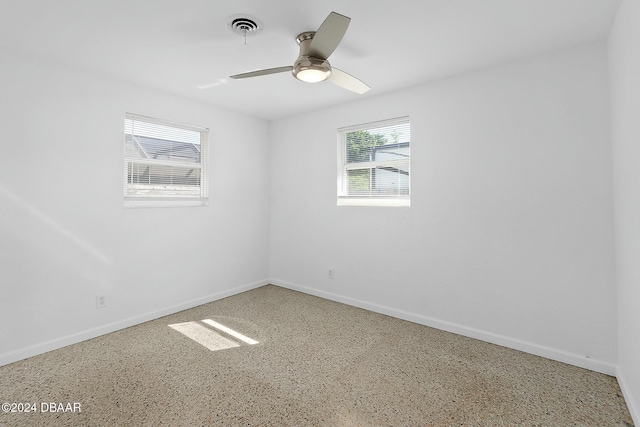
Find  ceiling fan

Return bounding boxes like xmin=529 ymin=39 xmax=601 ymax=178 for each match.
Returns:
xmin=230 ymin=12 xmax=370 ymax=94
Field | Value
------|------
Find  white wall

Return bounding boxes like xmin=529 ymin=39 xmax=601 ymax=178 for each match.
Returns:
xmin=270 ymin=43 xmax=617 ymax=373
xmin=609 ymin=0 xmax=640 ymax=422
xmin=0 ymin=49 xmax=270 ymax=365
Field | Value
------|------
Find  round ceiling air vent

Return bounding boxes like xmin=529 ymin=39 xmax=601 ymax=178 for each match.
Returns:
xmin=229 ymin=16 xmax=262 ymax=36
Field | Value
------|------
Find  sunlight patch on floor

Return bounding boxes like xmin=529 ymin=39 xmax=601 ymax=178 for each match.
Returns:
xmin=169 ymin=321 xmax=240 ymax=351
xmin=202 ymin=319 xmax=259 ymax=345
xmin=168 ymin=319 xmax=259 ymax=352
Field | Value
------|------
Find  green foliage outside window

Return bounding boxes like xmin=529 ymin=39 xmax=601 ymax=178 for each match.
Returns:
xmin=346 ymin=130 xmax=387 ymax=162
xmin=346 ymin=130 xmax=386 ymax=192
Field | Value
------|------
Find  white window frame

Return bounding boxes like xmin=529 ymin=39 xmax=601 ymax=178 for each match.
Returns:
xmin=337 ymin=116 xmax=410 ymax=207
xmin=124 ymin=113 xmax=209 ymax=208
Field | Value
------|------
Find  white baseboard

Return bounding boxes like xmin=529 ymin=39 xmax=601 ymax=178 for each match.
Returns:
xmin=617 ymin=367 xmax=640 ymax=426
xmin=0 ymin=279 xmax=268 ymax=367
xmin=271 ymin=278 xmax=617 ymax=376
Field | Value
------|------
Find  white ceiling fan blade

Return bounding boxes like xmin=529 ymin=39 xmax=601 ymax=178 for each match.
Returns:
xmin=230 ymin=66 xmax=292 ymax=79
xmin=308 ymin=12 xmax=350 ymax=60
xmin=329 ymin=68 xmax=370 ymax=94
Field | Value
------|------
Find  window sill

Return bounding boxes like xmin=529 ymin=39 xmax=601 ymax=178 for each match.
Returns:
xmin=337 ymin=198 xmax=410 ymax=207
xmin=124 ymin=198 xmax=209 ymax=208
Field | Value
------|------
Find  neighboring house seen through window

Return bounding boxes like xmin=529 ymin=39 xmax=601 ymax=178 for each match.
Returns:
xmin=124 ymin=113 xmax=208 ymax=207
xmin=338 ymin=116 xmax=410 ymax=206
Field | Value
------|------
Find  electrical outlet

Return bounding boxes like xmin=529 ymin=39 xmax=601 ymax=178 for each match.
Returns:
xmin=96 ymin=294 xmax=107 ymax=309
xmin=328 ymin=269 xmax=334 ymax=279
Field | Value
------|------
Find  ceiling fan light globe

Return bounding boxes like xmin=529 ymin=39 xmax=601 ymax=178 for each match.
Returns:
xmin=297 ymin=68 xmax=331 ymax=83
xmin=293 ymin=56 xmax=332 ymax=83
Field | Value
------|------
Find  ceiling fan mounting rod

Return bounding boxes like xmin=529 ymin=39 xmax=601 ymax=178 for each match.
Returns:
xmin=296 ymin=32 xmax=315 ymax=43
xmin=296 ymin=32 xmax=316 ymax=56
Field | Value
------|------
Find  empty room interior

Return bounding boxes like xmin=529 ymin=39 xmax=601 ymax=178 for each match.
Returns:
xmin=1 ymin=0 xmax=639 ymax=425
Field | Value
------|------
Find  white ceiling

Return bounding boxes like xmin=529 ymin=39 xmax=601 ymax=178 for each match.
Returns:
xmin=0 ymin=0 xmax=620 ymax=120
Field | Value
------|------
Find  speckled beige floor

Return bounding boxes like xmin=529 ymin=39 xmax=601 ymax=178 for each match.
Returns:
xmin=0 ymin=285 xmax=633 ymax=426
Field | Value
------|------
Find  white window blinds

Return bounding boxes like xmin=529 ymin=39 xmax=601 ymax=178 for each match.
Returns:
xmin=124 ymin=113 xmax=208 ymax=206
xmin=338 ymin=116 xmax=410 ymax=206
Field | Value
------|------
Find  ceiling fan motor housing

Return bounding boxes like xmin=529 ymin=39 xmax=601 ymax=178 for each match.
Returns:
xmin=293 ymin=32 xmax=332 ymax=82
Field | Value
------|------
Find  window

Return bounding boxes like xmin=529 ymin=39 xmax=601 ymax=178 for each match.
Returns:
xmin=124 ymin=113 xmax=208 ymax=207
xmin=338 ymin=116 xmax=410 ymax=206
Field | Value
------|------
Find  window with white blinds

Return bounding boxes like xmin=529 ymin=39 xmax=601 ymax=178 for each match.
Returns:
xmin=124 ymin=113 xmax=208 ymax=207
xmin=338 ymin=116 xmax=410 ymax=206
